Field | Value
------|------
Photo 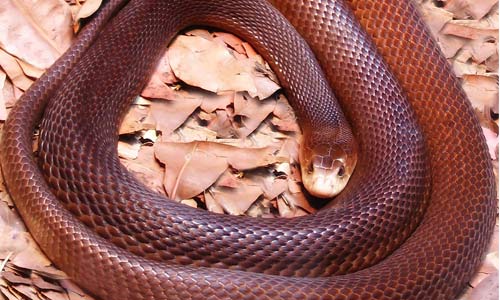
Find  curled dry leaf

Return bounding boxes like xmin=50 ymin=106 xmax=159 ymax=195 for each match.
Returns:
xmin=211 ymin=169 xmax=288 ymax=215
xmin=271 ymin=94 xmax=300 ymax=132
xmin=151 ymin=97 xmax=202 ymax=138
xmin=168 ymin=34 xmax=280 ymax=99
xmin=11 ymin=246 xmax=53 ymax=274
xmin=1 ymin=286 xmax=18 ymax=300
xmin=442 ymin=20 xmax=499 ymax=41
xmin=60 ymin=279 xmax=95 ymax=300
xmin=1 ymin=271 xmax=31 ymax=285
xmin=0 ymin=71 xmax=8 ymax=120
xmin=141 ymin=74 xmax=178 ymax=100
xmin=74 ymin=0 xmax=102 ymax=24
xmin=32 ymin=275 xmax=64 ymax=291
xmin=154 ymin=52 xmax=178 ymax=85
xmin=0 ymin=0 xmax=73 ymax=71
xmin=10 ymin=284 xmax=38 ymax=299
xmin=257 ymin=175 xmax=288 ymax=200
xmin=444 ymin=0 xmax=499 ymax=20
xmin=210 ymin=185 xmax=263 ymax=215
xmin=0 ymin=201 xmax=29 ymax=258
xmin=465 ymin=271 xmax=499 ymax=300
xmin=462 ymin=75 xmax=498 ymax=112
xmin=155 ymin=141 xmax=228 ymax=200
xmin=1 ymin=74 xmax=22 ymax=109
xmin=277 ymin=137 xmax=301 ymax=164
xmin=418 ymin=2 xmax=453 ymax=37
xmin=233 ymin=92 xmax=276 ymax=137
xmin=120 ymin=145 xmax=165 ymax=196
xmin=16 ymin=59 xmax=44 ymax=79
xmin=141 ymin=51 xmax=178 ymax=99
xmin=117 ymin=139 xmax=141 ymax=160
xmin=468 ymin=39 xmax=497 ymax=66
xmin=169 ymin=116 xmax=218 ymax=142
xmin=201 ymin=141 xmax=282 ymax=170
xmin=196 ymin=89 xmax=234 ymax=113
xmin=213 ymin=32 xmax=247 ymax=55
xmin=277 ymin=196 xmax=309 ymax=218
xmin=204 ymin=192 xmax=225 ymax=214
xmin=204 ymin=109 xmax=234 ymax=138
xmin=483 ymin=127 xmax=499 ymax=160
xmin=118 ymin=104 xmax=152 ymax=135
xmin=185 ymin=28 xmax=214 ymax=41
xmin=155 ymin=141 xmax=284 ymax=200
xmin=0 ymin=49 xmax=34 ymax=91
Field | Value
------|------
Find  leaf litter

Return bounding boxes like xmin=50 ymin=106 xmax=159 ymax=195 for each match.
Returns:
xmin=0 ymin=0 xmax=498 ymax=299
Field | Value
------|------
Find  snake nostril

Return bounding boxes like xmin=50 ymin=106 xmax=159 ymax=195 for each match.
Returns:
xmin=307 ymin=163 xmax=314 ymax=174
xmin=337 ymin=165 xmax=345 ymax=177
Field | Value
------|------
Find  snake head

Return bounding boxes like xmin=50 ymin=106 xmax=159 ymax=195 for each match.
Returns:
xmin=300 ymin=143 xmax=357 ymax=199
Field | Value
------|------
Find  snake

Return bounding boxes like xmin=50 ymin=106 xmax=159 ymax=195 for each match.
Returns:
xmin=1 ymin=0 xmax=496 ymax=299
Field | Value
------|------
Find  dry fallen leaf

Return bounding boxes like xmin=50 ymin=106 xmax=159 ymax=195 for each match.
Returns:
xmin=463 ymin=278 xmax=499 ymax=300
xmin=483 ymin=127 xmax=499 ymax=160
xmin=0 ymin=49 xmax=34 ymax=91
xmin=1 ymin=73 xmax=21 ymax=109
xmin=155 ymin=141 xmax=284 ymax=200
xmin=232 ymin=92 xmax=277 ymax=138
xmin=419 ymin=1 xmax=454 ymax=37
xmin=210 ymin=184 xmax=263 ymax=215
xmin=0 ymin=201 xmax=29 ymax=258
xmin=462 ymin=74 xmax=498 ymax=112
xmin=271 ymin=94 xmax=300 ymax=132
xmin=168 ymin=33 xmax=280 ymax=99
xmin=73 ymin=0 xmax=102 ymax=24
xmin=155 ymin=141 xmax=228 ymax=200
xmin=444 ymin=0 xmax=498 ymax=20
xmin=120 ymin=145 xmax=165 ymax=196
xmin=0 ymin=0 xmax=73 ymax=71
xmin=118 ymin=103 xmax=152 ymax=135
xmin=151 ymin=97 xmax=202 ymax=137
xmin=0 ymin=71 xmax=8 ymax=121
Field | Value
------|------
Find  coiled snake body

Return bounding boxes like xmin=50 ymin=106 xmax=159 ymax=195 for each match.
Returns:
xmin=1 ymin=0 xmax=496 ymax=299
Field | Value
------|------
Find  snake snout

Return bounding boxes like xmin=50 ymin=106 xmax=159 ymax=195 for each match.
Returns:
xmin=301 ymin=155 xmax=352 ymax=199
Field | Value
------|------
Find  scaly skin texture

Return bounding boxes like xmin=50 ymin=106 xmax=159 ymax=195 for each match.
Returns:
xmin=0 ymin=0 xmax=495 ymax=300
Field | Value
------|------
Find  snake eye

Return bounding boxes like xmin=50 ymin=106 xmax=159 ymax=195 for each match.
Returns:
xmin=337 ymin=165 xmax=345 ymax=177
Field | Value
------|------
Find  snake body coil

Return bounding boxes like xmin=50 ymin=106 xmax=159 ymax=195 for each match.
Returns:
xmin=1 ymin=0 xmax=495 ymax=299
